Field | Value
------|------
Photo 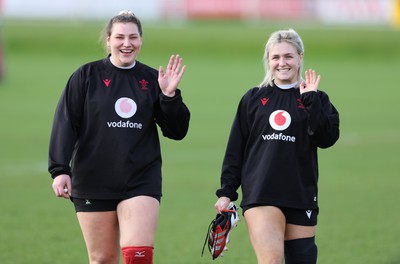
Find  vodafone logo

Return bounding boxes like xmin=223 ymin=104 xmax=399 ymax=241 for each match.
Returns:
xmin=115 ymin=97 xmax=137 ymax=118
xmin=107 ymin=97 xmax=142 ymax=129
xmin=262 ymin=110 xmax=295 ymax=142
xmin=269 ymin=110 xmax=291 ymax=131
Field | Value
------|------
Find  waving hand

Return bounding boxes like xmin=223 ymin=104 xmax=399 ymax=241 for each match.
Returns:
xmin=300 ymin=69 xmax=320 ymax=94
xmin=158 ymin=55 xmax=186 ymax=97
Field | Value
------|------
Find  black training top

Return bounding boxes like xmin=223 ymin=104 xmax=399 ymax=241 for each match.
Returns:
xmin=216 ymin=83 xmax=339 ymax=210
xmin=48 ymin=57 xmax=190 ymax=200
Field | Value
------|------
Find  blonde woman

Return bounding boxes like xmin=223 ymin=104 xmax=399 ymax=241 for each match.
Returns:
xmin=214 ymin=29 xmax=339 ymax=264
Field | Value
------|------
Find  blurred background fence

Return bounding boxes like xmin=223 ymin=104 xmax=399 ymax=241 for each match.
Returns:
xmin=3 ymin=0 xmax=400 ymax=26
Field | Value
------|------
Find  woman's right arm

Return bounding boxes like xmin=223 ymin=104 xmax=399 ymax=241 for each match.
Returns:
xmin=48 ymin=69 xmax=86 ymax=179
xmin=215 ymin=94 xmax=250 ymax=206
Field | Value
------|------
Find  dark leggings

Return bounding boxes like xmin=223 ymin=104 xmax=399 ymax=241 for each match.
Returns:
xmin=284 ymin=236 xmax=317 ymax=264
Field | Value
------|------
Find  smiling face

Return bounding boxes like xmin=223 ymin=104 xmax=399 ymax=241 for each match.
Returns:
xmin=107 ymin=22 xmax=142 ymax=67
xmin=268 ymin=42 xmax=303 ymax=85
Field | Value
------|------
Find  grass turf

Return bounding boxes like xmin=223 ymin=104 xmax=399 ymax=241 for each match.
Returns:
xmin=0 ymin=20 xmax=399 ymax=263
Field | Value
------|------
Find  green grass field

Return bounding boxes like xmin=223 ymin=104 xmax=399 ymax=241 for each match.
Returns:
xmin=0 ymin=19 xmax=399 ymax=263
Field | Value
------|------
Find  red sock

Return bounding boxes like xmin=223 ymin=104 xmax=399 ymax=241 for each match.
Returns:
xmin=122 ymin=246 xmax=154 ymax=264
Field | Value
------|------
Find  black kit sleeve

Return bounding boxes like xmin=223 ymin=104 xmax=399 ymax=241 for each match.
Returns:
xmin=155 ymin=89 xmax=190 ymax=140
xmin=300 ymin=90 xmax=340 ymax=149
xmin=48 ymin=68 xmax=86 ymax=178
xmin=216 ymin=94 xmax=250 ymax=201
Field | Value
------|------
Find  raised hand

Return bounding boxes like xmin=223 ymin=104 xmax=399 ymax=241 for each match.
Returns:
xmin=158 ymin=54 xmax=186 ymax=97
xmin=299 ymin=69 xmax=320 ymax=94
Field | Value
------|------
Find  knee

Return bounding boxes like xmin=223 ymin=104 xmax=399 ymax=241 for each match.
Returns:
xmin=88 ymin=251 xmax=119 ymax=264
xmin=284 ymin=236 xmax=317 ymax=264
xmin=257 ymin=249 xmax=284 ymax=264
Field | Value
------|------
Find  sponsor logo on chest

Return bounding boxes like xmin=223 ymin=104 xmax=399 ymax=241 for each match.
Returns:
xmin=262 ymin=110 xmax=296 ymax=142
xmin=106 ymin=97 xmax=143 ymax=129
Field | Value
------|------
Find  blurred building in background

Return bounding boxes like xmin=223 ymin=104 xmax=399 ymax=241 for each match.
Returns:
xmin=3 ymin=0 xmax=400 ymax=27
xmin=0 ymin=0 xmax=4 ymax=81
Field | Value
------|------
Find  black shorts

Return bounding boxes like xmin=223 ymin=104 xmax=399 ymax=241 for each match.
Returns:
xmin=71 ymin=195 xmax=161 ymax=212
xmin=242 ymin=205 xmax=318 ymax=226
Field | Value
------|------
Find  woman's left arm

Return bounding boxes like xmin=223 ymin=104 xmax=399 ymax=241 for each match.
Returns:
xmin=300 ymin=69 xmax=340 ymax=148
xmin=155 ymin=54 xmax=190 ymax=140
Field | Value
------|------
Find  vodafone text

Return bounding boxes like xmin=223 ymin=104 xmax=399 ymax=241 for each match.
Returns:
xmin=107 ymin=120 xmax=143 ymax=129
xmin=262 ymin=132 xmax=296 ymax=142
